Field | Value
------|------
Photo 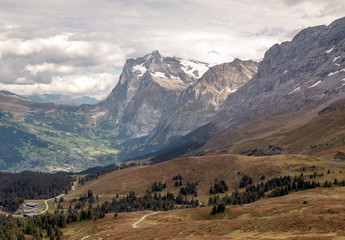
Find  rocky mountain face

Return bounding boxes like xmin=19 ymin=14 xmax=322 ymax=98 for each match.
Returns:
xmin=98 ymin=51 xmax=258 ymax=150
xmin=154 ymin=16 xmax=345 ymax=160
xmin=145 ymin=59 xmax=258 ymax=145
xmin=215 ymin=17 xmax=345 ymax=133
xmin=99 ymin=50 xmax=209 ymax=138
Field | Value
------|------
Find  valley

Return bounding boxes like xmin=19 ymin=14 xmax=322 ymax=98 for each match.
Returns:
xmin=0 ymin=12 xmax=345 ymax=240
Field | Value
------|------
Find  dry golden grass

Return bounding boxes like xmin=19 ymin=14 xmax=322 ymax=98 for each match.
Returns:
xmin=60 ymin=152 xmax=345 ymax=239
xmin=62 ymin=186 xmax=345 ymax=240
xmin=65 ymin=153 xmax=344 ymax=204
xmin=231 ymin=101 xmax=345 ymax=160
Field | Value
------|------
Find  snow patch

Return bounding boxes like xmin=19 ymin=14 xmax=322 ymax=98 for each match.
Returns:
xmin=289 ymin=87 xmax=300 ymax=95
xmin=227 ymin=88 xmax=237 ymax=93
xmin=152 ymin=71 xmax=169 ymax=79
xmin=308 ymin=80 xmax=321 ymax=88
xmin=333 ymin=56 xmax=341 ymax=62
xmin=132 ymin=64 xmax=147 ymax=77
xmin=328 ymin=68 xmax=345 ymax=77
xmin=326 ymin=46 xmax=334 ymax=53
xmin=179 ymin=59 xmax=209 ymax=79
xmin=151 ymin=71 xmax=187 ymax=90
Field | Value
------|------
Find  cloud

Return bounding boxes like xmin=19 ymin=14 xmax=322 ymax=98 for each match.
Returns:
xmin=0 ymin=0 xmax=344 ymax=99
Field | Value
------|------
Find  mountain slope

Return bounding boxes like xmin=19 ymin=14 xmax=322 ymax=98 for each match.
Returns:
xmin=151 ymin=16 xmax=345 ymax=162
xmin=145 ymin=59 xmax=257 ymax=145
xmin=234 ymin=98 xmax=345 ymax=159
xmin=98 ymin=50 xmax=209 ymax=139
xmin=0 ymin=92 xmax=119 ymax=171
xmin=62 ymin=152 xmax=345 ymax=239
xmin=96 ymin=51 xmax=257 ymax=159
xmin=0 ymin=52 xmax=257 ymax=171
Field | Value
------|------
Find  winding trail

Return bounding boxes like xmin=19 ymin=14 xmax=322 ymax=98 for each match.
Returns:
xmin=38 ymin=181 xmax=77 ymax=215
xmin=132 ymin=212 xmax=157 ymax=228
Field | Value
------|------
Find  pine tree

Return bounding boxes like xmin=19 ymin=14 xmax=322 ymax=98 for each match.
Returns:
xmin=47 ymin=225 xmax=52 ymax=237
xmin=211 ymin=205 xmax=217 ymax=215
xmin=217 ymin=203 xmax=226 ymax=213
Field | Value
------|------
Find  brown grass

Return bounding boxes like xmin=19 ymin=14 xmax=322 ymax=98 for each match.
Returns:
xmin=60 ymin=152 xmax=345 ymax=239
xmin=231 ymin=102 xmax=345 ymax=160
xmin=62 ymin=186 xmax=345 ymax=240
xmin=65 ymin=153 xmax=345 ymax=205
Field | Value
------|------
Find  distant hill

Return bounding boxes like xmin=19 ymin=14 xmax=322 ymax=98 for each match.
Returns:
xmin=26 ymin=93 xmax=99 ymax=105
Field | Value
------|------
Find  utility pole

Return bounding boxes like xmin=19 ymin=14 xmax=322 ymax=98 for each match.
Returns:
xmin=163 ymin=176 xmax=166 ymax=184
xmin=235 ymin=170 xmax=238 ymax=180
xmin=122 ymin=182 xmax=125 ymax=194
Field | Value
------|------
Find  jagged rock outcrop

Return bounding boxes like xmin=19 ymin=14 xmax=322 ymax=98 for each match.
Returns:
xmin=145 ymin=59 xmax=258 ymax=144
xmin=99 ymin=50 xmax=210 ymax=138
xmin=98 ymin=51 xmax=258 ymax=150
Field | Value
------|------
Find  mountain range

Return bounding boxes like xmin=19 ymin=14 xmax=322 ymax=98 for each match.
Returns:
xmin=1 ymin=16 xmax=345 ymax=172
xmin=26 ymin=93 xmax=100 ymax=105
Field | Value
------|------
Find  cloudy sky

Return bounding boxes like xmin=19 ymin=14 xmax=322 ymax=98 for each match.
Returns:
xmin=0 ymin=0 xmax=344 ymax=100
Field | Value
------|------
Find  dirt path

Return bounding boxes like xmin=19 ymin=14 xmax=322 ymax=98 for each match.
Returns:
xmin=132 ymin=212 xmax=157 ymax=228
xmin=39 ymin=181 xmax=77 ymax=215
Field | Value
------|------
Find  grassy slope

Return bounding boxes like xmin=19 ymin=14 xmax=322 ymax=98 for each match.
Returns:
xmin=61 ymin=153 xmax=345 ymax=239
xmin=228 ymin=99 xmax=345 ymax=160
xmin=62 ymin=184 xmax=345 ymax=239
xmin=66 ymin=153 xmax=345 ymax=204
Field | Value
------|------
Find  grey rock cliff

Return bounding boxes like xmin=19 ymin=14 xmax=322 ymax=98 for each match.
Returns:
xmin=194 ymin=16 xmax=345 ymax=151
xmin=98 ymin=51 xmax=258 ymax=155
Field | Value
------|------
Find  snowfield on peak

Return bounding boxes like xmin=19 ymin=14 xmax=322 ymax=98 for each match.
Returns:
xmin=179 ymin=59 xmax=209 ymax=79
xmin=132 ymin=64 xmax=147 ymax=77
xmin=308 ymin=80 xmax=321 ymax=88
xmin=152 ymin=71 xmax=169 ymax=79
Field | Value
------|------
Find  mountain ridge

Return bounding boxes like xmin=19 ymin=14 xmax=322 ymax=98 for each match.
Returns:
xmin=149 ymin=16 xmax=345 ymax=162
xmin=26 ymin=93 xmax=99 ymax=105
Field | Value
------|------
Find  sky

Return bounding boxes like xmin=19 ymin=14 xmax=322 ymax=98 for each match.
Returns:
xmin=0 ymin=0 xmax=344 ymax=100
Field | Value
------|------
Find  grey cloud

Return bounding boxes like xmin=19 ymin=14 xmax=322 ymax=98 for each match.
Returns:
xmin=208 ymin=50 xmax=220 ymax=55
xmin=35 ymin=71 xmax=52 ymax=84
xmin=0 ymin=0 xmax=344 ymax=98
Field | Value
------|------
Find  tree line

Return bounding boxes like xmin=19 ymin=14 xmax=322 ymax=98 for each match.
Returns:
xmin=0 ymin=171 xmax=74 ymax=212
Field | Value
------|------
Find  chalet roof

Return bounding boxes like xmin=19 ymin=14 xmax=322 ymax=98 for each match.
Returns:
xmin=25 ymin=202 xmax=38 ymax=207
xmin=24 ymin=212 xmax=37 ymax=217
xmin=23 ymin=209 xmax=36 ymax=213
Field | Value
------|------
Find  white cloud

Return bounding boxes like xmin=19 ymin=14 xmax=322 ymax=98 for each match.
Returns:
xmin=0 ymin=72 xmax=119 ymax=100
xmin=0 ymin=0 xmax=344 ymax=99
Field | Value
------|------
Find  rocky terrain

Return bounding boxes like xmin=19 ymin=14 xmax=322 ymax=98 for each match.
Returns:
xmin=153 ymin=17 xmax=345 ymax=161
xmin=96 ymin=51 xmax=257 ymax=157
